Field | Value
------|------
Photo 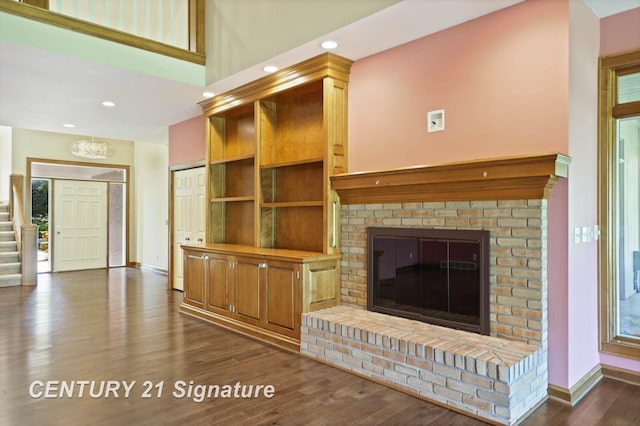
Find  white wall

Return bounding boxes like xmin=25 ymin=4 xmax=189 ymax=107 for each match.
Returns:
xmin=133 ymin=140 xmax=169 ymax=270
xmin=0 ymin=126 xmax=12 ymax=202
xmin=206 ymin=0 xmax=399 ymax=84
xmin=11 ymin=128 xmax=170 ymax=270
xmin=11 ymin=128 xmax=134 ymax=174
xmin=11 ymin=128 xmax=134 ymax=215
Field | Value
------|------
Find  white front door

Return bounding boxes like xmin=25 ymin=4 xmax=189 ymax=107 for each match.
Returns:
xmin=172 ymin=167 xmax=206 ymax=290
xmin=53 ymin=180 xmax=108 ymax=272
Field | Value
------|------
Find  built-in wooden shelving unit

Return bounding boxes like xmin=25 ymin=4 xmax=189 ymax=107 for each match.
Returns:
xmin=180 ymin=53 xmax=352 ymax=350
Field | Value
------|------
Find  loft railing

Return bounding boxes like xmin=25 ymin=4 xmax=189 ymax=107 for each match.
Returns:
xmin=9 ymin=174 xmax=37 ymax=286
xmin=0 ymin=0 xmax=205 ymax=64
xmin=49 ymin=0 xmax=192 ymax=49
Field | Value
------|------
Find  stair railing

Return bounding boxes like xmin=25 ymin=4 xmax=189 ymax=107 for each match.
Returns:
xmin=9 ymin=174 xmax=37 ymax=286
xmin=0 ymin=0 xmax=205 ymax=65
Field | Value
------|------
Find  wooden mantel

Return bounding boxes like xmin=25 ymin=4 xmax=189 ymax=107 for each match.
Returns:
xmin=331 ymin=153 xmax=571 ymax=204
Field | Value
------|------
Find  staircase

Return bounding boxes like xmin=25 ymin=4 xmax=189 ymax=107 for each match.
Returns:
xmin=0 ymin=202 xmax=21 ymax=287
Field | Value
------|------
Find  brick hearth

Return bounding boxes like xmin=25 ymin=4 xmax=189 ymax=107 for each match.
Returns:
xmin=301 ymin=306 xmax=545 ymax=425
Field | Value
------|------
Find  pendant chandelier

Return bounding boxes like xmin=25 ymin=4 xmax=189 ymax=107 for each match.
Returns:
xmin=70 ymin=137 xmax=115 ymax=159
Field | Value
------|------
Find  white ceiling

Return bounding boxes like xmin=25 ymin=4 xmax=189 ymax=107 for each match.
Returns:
xmin=583 ymin=0 xmax=640 ymax=17
xmin=0 ymin=0 xmax=637 ymax=144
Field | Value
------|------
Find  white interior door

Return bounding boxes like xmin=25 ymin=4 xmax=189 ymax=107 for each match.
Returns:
xmin=173 ymin=167 xmax=206 ymax=290
xmin=195 ymin=167 xmax=206 ymax=243
xmin=53 ymin=180 xmax=108 ymax=272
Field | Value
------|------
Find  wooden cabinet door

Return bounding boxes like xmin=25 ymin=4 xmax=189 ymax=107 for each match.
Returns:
xmin=233 ymin=257 xmax=263 ymax=325
xmin=264 ymin=260 xmax=300 ymax=337
xmin=183 ymin=251 xmax=206 ymax=308
xmin=206 ymin=254 xmax=232 ymax=317
xmin=302 ymin=258 xmax=340 ymax=312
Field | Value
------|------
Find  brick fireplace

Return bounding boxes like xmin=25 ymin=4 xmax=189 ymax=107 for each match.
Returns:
xmin=340 ymin=198 xmax=548 ymax=348
xmin=300 ymin=153 xmax=569 ymax=425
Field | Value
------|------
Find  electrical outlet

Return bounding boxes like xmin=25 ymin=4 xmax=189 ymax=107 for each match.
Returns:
xmin=574 ymin=227 xmax=581 ymax=244
xmin=427 ymin=109 xmax=445 ymax=132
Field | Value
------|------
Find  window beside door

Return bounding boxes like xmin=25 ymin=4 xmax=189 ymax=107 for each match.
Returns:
xmin=599 ymin=50 xmax=640 ymax=359
xmin=31 ymin=178 xmax=50 ymax=272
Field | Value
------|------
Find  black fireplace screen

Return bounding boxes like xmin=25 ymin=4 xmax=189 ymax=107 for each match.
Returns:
xmin=368 ymin=227 xmax=490 ymax=335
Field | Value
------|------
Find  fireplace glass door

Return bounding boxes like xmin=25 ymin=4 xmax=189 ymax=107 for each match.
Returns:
xmin=369 ymin=228 xmax=489 ymax=334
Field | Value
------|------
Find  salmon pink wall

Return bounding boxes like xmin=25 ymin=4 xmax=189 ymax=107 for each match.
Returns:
xmin=599 ymin=7 xmax=640 ymax=57
xmin=348 ymin=0 xmax=578 ymax=389
xmin=168 ymin=115 xmax=206 ymax=166
xmin=348 ymin=0 xmax=569 ymax=173
xmin=547 ymin=179 xmax=569 ymax=387
xmin=598 ymin=7 xmax=640 ymax=373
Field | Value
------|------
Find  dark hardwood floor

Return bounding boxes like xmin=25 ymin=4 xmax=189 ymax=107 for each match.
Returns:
xmin=1 ymin=268 xmax=638 ymax=426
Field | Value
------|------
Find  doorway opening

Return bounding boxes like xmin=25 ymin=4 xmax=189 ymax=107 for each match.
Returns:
xmin=28 ymin=159 xmax=129 ymax=273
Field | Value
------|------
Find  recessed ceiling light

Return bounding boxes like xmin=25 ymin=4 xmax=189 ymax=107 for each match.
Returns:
xmin=263 ymin=65 xmax=278 ymax=73
xmin=321 ymin=40 xmax=339 ymax=50
xmin=202 ymin=91 xmax=215 ymax=98
xmin=63 ymin=123 xmax=75 ymax=128
xmin=102 ymin=101 xmax=116 ymax=107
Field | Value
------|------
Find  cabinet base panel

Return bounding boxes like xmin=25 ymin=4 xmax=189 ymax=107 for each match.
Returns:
xmin=179 ymin=303 xmax=301 ymax=352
